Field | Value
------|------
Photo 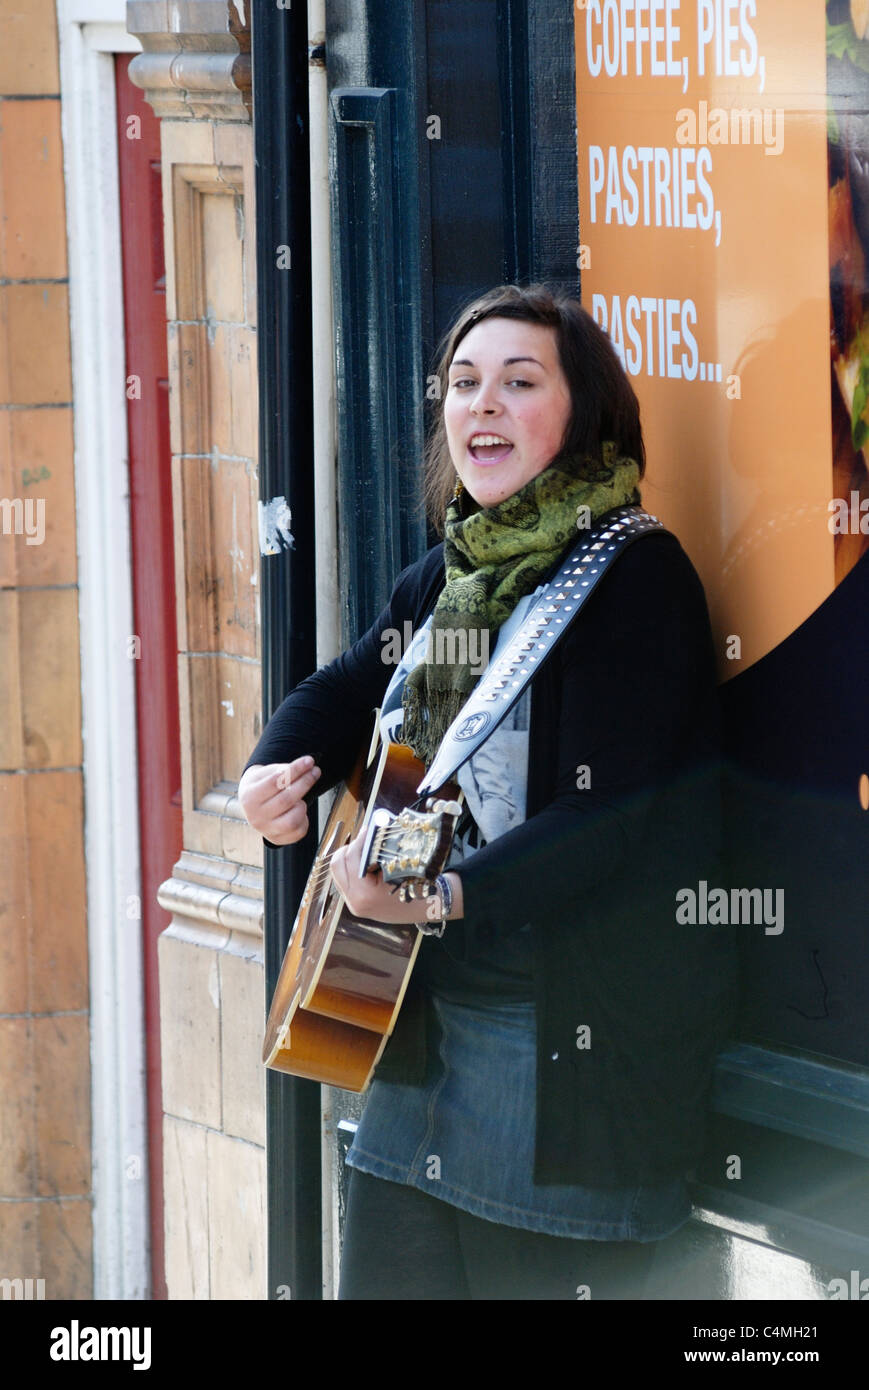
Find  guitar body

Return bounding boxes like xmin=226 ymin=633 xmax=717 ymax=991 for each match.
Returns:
xmin=262 ymin=721 xmax=463 ymax=1092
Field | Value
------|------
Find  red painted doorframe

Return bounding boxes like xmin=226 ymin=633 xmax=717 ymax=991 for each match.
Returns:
xmin=115 ymin=53 xmax=182 ymax=1301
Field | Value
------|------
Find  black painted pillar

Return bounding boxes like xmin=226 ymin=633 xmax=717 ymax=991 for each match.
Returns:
xmin=251 ymin=3 xmax=322 ymax=1301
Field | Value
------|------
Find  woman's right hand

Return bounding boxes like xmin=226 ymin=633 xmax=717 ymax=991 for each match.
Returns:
xmin=238 ymin=756 xmax=322 ymax=844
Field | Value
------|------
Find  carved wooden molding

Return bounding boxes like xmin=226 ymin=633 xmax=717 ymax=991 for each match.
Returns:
xmin=126 ymin=0 xmax=251 ymax=122
xmin=157 ymin=849 xmax=263 ymax=947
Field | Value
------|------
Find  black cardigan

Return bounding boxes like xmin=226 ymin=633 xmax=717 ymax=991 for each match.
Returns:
xmin=244 ymin=527 xmax=738 ymax=1187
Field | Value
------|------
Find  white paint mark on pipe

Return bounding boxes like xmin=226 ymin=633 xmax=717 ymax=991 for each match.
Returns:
xmin=221 ymin=700 xmax=235 ymax=717
xmin=258 ymin=496 xmax=295 ymax=556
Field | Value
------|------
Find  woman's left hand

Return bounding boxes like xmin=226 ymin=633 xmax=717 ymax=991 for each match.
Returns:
xmin=329 ymin=827 xmax=431 ymax=925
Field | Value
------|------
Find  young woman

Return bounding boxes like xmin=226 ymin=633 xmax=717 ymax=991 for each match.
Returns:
xmin=239 ymin=283 xmax=736 ymax=1301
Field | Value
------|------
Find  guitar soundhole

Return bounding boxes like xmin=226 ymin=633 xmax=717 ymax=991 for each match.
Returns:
xmin=317 ymin=820 xmax=345 ymax=925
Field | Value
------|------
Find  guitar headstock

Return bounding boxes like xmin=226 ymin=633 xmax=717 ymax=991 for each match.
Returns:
xmin=360 ymin=798 xmax=463 ymax=899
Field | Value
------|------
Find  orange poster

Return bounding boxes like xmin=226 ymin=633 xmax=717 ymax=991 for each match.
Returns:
xmin=574 ymin=0 xmax=846 ymax=676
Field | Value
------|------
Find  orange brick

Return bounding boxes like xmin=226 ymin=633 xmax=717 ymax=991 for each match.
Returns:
xmin=0 ymin=408 xmax=15 ymax=586
xmin=0 ymin=97 xmax=67 ymax=279
xmin=0 ymin=0 xmax=59 ymax=98
xmin=0 ymin=772 xmax=31 ymax=1013
xmin=0 ymin=280 xmax=10 ymax=405
xmin=39 ymin=1198 xmax=93 ymax=1299
xmin=0 ymin=1018 xmax=36 ymax=1196
xmin=33 ymin=1013 xmax=90 ymax=1197
xmin=1 ymin=283 xmax=71 ymax=405
xmin=18 ymin=588 xmax=82 ymax=768
xmin=27 ymin=770 xmax=87 ymax=1013
xmin=0 ymin=589 xmax=23 ymax=767
xmin=6 ymin=407 xmax=76 ymax=587
xmin=0 ymin=1199 xmax=39 ymax=1278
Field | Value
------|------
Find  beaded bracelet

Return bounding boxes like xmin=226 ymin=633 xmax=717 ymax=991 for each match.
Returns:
xmin=416 ymin=872 xmax=451 ymax=938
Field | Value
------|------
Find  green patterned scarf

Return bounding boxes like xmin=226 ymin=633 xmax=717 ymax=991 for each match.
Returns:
xmin=398 ymin=441 xmax=642 ymax=768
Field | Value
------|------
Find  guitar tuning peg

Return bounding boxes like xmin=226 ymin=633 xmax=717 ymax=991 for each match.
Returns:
xmin=426 ymin=796 xmax=462 ymax=816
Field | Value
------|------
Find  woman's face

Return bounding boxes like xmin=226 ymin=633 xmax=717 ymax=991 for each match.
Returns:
xmin=444 ymin=317 xmax=573 ymax=508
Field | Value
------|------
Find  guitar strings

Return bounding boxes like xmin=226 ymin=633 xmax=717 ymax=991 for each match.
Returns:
xmin=304 ymin=840 xmax=385 ymax=889
xmin=302 ymin=830 xmax=421 ymax=894
xmin=305 ymin=844 xmax=392 ymax=888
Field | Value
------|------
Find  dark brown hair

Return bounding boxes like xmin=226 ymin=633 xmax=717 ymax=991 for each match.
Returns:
xmin=423 ymin=282 xmax=646 ymax=534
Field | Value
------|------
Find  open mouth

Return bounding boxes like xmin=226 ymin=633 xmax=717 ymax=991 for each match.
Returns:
xmin=468 ymin=433 xmax=514 ymax=464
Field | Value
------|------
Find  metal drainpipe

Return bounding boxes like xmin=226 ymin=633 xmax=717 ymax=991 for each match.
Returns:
xmin=251 ymin=4 xmax=322 ymax=1301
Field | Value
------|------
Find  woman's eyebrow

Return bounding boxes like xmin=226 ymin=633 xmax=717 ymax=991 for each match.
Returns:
xmin=449 ymin=356 xmax=545 ymax=368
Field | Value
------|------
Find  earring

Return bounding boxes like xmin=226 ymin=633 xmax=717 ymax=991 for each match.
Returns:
xmin=454 ymin=473 xmax=464 ymax=496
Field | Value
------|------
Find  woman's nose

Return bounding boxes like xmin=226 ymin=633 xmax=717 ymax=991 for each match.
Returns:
xmin=470 ymin=382 xmax=499 ymax=414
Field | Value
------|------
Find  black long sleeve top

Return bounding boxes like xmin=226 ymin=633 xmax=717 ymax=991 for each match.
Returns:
xmin=244 ymin=526 xmax=737 ymax=1186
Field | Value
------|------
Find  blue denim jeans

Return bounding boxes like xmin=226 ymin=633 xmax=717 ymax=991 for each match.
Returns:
xmin=346 ymin=993 xmax=692 ymax=1240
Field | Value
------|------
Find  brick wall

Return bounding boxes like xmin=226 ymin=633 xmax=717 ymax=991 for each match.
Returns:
xmin=0 ymin=0 xmax=92 ymax=1301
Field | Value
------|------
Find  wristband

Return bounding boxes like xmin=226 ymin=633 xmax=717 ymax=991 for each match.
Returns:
xmin=416 ymin=873 xmax=451 ymax=938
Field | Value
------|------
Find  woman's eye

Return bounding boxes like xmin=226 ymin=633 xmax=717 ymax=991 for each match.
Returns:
xmin=450 ymin=377 xmax=534 ymax=390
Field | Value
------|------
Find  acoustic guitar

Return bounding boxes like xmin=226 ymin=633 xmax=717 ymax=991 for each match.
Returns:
xmin=262 ymin=715 xmax=464 ymax=1091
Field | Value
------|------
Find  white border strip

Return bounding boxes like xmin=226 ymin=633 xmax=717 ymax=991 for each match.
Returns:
xmin=56 ymin=1 xmax=149 ymax=1300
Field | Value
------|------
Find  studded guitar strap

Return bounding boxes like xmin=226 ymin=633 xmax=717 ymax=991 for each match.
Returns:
xmin=415 ymin=504 xmax=669 ymax=798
